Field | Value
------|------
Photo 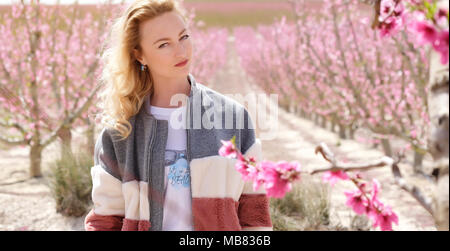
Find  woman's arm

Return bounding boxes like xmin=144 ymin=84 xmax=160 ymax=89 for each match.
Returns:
xmin=84 ymin=128 xmax=126 ymax=231
xmin=237 ymin=110 xmax=273 ymax=231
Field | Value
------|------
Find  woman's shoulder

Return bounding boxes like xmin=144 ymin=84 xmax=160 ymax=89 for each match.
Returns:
xmin=195 ymin=82 xmax=249 ymax=114
xmin=195 ymin=83 xmax=255 ymax=139
xmin=95 ymin=125 xmax=129 ymax=150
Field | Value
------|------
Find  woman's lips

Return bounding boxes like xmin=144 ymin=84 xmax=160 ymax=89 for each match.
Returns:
xmin=175 ymin=59 xmax=188 ymax=67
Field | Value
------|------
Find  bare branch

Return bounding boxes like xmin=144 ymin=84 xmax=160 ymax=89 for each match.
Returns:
xmin=311 ymin=142 xmax=394 ymax=174
xmin=41 ymin=83 xmax=102 ymax=148
xmin=314 ymin=142 xmax=337 ymax=165
xmin=371 ymin=0 xmax=381 ymax=29
xmin=0 ymin=135 xmax=27 ymax=147
xmin=0 ymin=120 xmax=27 ymax=135
xmin=392 ymin=163 xmax=434 ymax=215
xmin=311 ymin=142 xmax=435 ymax=218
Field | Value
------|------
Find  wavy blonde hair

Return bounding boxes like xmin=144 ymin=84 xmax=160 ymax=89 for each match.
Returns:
xmin=98 ymin=0 xmax=188 ymax=140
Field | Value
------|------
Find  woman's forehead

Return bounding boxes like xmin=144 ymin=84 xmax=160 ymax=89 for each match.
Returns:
xmin=140 ymin=12 xmax=187 ymax=42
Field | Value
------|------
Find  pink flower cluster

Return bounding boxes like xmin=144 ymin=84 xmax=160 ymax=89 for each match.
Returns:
xmin=219 ymin=138 xmax=399 ymax=231
xmin=377 ymin=0 xmax=449 ymax=64
xmin=379 ymin=0 xmax=407 ymax=37
xmin=411 ymin=15 xmax=449 ymax=64
xmin=322 ymin=171 xmax=399 ymax=231
xmin=219 ymin=137 xmax=301 ymax=198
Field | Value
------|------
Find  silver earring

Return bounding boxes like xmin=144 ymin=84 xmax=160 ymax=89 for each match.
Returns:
xmin=141 ymin=64 xmax=147 ymax=71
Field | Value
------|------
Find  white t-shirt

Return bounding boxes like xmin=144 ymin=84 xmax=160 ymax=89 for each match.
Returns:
xmin=148 ymin=104 xmax=194 ymax=231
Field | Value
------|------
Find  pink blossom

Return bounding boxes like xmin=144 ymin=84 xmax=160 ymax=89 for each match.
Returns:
xmin=277 ymin=161 xmax=302 ymax=182
xmin=12 ymin=4 xmax=22 ymax=19
xmin=322 ymin=170 xmax=349 ymax=186
xmin=410 ymin=19 xmax=449 ymax=64
xmin=253 ymin=161 xmax=276 ymax=191
xmin=235 ymin=160 xmax=250 ymax=180
xmin=235 ymin=159 xmax=258 ymax=181
xmin=367 ymin=198 xmax=383 ymax=222
xmin=380 ymin=0 xmax=396 ymax=22
xmin=436 ymin=9 xmax=448 ymax=27
xmin=254 ymin=161 xmax=300 ymax=198
xmin=393 ymin=1 xmax=404 ymax=17
xmin=365 ymin=181 xmax=399 ymax=231
xmin=411 ymin=20 xmax=438 ymax=45
xmin=344 ymin=189 xmax=369 ymax=215
xmin=378 ymin=0 xmax=407 ymax=38
xmin=219 ymin=140 xmax=237 ymax=158
xmin=371 ymin=179 xmax=381 ymax=202
xmin=410 ymin=129 xmax=417 ymax=139
xmin=432 ymin=30 xmax=449 ymax=65
xmin=372 ymin=204 xmax=399 ymax=231
xmin=380 ymin=16 xmax=402 ymax=38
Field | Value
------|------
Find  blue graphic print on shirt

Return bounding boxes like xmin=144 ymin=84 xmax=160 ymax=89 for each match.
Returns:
xmin=165 ymin=150 xmax=190 ymax=189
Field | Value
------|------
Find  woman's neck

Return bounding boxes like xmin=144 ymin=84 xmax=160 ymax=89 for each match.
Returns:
xmin=150 ymin=75 xmax=191 ymax=108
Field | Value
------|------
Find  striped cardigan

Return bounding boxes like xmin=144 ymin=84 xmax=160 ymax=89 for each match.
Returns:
xmin=84 ymin=74 xmax=273 ymax=231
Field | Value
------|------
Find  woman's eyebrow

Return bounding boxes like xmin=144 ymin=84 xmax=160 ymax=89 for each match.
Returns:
xmin=153 ymin=28 xmax=187 ymax=45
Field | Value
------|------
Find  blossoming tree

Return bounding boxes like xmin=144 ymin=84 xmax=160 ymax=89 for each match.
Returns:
xmin=0 ymin=1 xmax=114 ymax=177
xmin=367 ymin=0 xmax=448 ymax=231
xmin=235 ymin=0 xmax=432 ymax=173
xmin=0 ymin=0 xmax=229 ymax=178
xmin=229 ymin=0 xmax=448 ymax=230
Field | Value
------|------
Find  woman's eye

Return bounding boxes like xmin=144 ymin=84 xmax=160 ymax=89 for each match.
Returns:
xmin=158 ymin=35 xmax=189 ymax=49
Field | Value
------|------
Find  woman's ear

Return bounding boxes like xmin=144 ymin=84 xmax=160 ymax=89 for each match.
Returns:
xmin=133 ymin=48 xmax=145 ymax=65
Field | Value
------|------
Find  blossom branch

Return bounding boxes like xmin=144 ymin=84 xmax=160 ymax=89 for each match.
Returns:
xmin=391 ymin=161 xmax=434 ymax=215
xmin=0 ymin=135 xmax=28 ymax=147
xmin=314 ymin=142 xmax=435 ymax=217
xmin=0 ymin=120 xmax=27 ymax=136
xmin=220 ymin=138 xmax=399 ymax=230
xmin=41 ymin=83 xmax=102 ymax=148
xmin=311 ymin=142 xmax=395 ymax=175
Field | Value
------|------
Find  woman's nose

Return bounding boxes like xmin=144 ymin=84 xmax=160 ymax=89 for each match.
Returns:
xmin=175 ymin=42 xmax=186 ymax=57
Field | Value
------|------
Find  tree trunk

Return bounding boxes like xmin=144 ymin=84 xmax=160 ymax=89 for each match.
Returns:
xmin=426 ymin=0 xmax=449 ymax=230
xmin=372 ymin=138 xmax=379 ymax=149
xmin=313 ymin=114 xmax=319 ymax=125
xmin=280 ymin=98 xmax=289 ymax=111
xmin=320 ymin=116 xmax=327 ymax=128
xmin=331 ymin=120 xmax=336 ymax=133
xmin=306 ymin=111 xmax=311 ymax=120
xmin=85 ymin=123 xmax=96 ymax=156
xmin=413 ymin=150 xmax=425 ymax=174
xmin=29 ymin=144 xmax=43 ymax=178
xmin=299 ymin=107 xmax=304 ymax=117
xmin=58 ymin=126 xmax=73 ymax=160
xmin=289 ymin=103 xmax=295 ymax=113
xmin=381 ymin=138 xmax=392 ymax=157
xmin=349 ymin=125 xmax=356 ymax=140
xmin=338 ymin=124 xmax=346 ymax=139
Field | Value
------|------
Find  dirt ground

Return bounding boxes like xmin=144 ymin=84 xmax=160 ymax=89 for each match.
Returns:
xmin=0 ymin=129 xmax=89 ymax=231
xmin=0 ymin=37 xmax=437 ymax=231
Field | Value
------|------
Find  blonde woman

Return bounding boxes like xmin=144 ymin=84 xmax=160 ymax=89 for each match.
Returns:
xmin=84 ymin=0 xmax=272 ymax=231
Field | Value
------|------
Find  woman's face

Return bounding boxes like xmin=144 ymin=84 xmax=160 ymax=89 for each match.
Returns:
xmin=134 ymin=11 xmax=193 ymax=79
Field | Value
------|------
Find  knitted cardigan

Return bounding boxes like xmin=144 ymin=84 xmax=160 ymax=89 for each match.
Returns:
xmin=84 ymin=74 xmax=273 ymax=231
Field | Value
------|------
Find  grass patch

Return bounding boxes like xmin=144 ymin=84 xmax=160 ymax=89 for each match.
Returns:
xmin=269 ymin=176 xmax=372 ymax=230
xmin=269 ymin=177 xmax=335 ymax=230
xmin=47 ymin=149 xmax=93 ymax=217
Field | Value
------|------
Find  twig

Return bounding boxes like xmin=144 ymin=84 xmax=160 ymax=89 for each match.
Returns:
xmin=311 ymin=142 xmax=394 ymax=174
xmin=391 ymin=162 xmax=434 ymax=216
xmin=312 ymin=142 xmax=435 ymax=217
